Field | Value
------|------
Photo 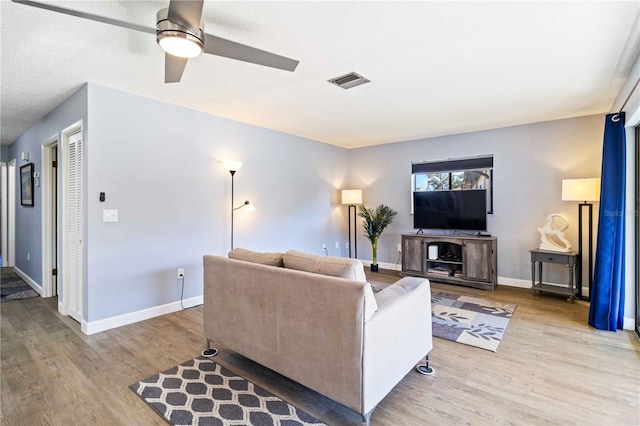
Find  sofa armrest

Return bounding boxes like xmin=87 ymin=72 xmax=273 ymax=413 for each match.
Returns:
xmin=361 ymin=277 xmax=432 ymax=414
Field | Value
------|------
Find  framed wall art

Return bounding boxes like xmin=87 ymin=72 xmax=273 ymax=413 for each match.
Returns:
xmin=20 ymin=163 xmax=34 ymax=207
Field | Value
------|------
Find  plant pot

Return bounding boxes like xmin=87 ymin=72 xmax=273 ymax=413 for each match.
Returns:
xmin=370 ymin=264 xmax=379 ymax=272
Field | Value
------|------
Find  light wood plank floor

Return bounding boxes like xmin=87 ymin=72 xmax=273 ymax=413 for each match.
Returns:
xmin=1 ymin=271 xmax=639 ymax=425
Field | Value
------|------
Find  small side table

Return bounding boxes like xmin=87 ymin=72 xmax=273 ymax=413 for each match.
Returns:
xmin=530 ymin=249 xmax=580 ymax=303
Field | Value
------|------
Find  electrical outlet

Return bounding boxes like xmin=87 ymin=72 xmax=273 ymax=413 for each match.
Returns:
xmin=322 ymin=244 xmax=327 ymax=250
xmin=345 ymin=242 xmax=349 ymax=249
xmin=27 ymin=252 xmax=30 ymax=261
xmin=177 ymin=268 xmax=184 ymax=279
xmin=335 ymin=241 xmax=339 ymax=249
xmin=397 ymin=243 xmax=402 ymax=253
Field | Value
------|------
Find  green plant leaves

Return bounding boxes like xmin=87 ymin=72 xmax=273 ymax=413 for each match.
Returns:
xmin=357 ymin=204 xmax=397 ymax=244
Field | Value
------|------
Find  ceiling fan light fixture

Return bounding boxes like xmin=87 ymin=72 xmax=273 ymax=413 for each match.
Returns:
xmin=156 ymin=7 xmax=204 ymax=59
xmin=158 ymin=31 xmax=204 ymax=58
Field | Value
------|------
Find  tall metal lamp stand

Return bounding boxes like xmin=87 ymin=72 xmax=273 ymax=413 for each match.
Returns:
xmin=223 ymin=161 xmax=254 ymax=250
xmin=562 ymin=178 xmax=601 ymax=301
xmin=342 ymin=189 xmax=363 ymax=258
xmin=577 ymin=202 xmax=594 ymax=301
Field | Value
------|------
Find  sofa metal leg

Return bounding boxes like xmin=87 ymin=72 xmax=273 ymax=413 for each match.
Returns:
xmin=416 ymin=355 xmax=435 ymax=376
xmin=361 ymin=408 xmax=374 ymax=426
xmin=202 ymin=339 xmax=218 ymax=358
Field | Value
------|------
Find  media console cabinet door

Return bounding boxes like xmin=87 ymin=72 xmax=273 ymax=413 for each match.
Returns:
xmin=402 ymin=236 xmax=426 ymax=275
xmin=462 ymin=239 xmax=494 ymax=282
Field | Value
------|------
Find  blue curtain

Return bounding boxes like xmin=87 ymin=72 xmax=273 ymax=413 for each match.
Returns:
xmin=589 ymin=112 xmax=626 ymax=331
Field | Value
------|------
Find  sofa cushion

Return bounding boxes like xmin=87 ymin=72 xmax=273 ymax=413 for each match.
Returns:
xmin=283 ymin=250 xmax=376 ymax=321
xmin=228 ymin=248 xmax=284 ymax=267
xmin=283 ymin=250 xmax=367 ymax=282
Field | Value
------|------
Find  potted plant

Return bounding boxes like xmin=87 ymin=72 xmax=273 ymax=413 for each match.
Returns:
xmin=358 ymin=204 xmax=397 ymax=272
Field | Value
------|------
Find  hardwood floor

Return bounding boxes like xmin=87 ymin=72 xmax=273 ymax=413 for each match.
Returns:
xmin=1 ymin=271 xmax=638 ymax=425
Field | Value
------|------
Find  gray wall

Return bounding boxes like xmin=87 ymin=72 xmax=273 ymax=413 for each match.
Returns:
xmin=85 ymin=84 xmax=348 ymax=321
xmin=7 ymin=85 xmax=88 ymax=284
xmin=348 ymin=114 xmax=605 ymax=283
xmin=1 ymin=145 xmax=8 ymax=162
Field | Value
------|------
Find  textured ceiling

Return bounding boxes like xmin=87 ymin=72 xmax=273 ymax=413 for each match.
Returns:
xmin=1 ymin=1 xmax=639 ymax=148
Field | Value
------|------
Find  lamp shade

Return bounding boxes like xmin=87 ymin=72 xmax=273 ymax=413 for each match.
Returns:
xmin=342 ymin=189 xmax=362 ymax=205
xmin=562 ymin=178 xmax=601 ymax=202
xmin=223 ymin=160 xmax=243 ymax=172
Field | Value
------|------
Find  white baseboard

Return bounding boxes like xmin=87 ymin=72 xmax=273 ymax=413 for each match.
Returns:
xmin=13 ymin=266 xmax=42 ymax=295
xmin=360 ymin=259 xmax=402 ymax=271
xmin=82 ymin=295 xmax=203 ymax=335
xmin=497 ymin=276 xmax=530 ymax=288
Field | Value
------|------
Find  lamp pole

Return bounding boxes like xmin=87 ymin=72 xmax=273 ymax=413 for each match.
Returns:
xmin=230 ymin=170 xmax=236 ymax=250
xmin=577 ymin=201 xmax=593 ymax=301
xmin=349 ymin=204 xmax=357 ymax=258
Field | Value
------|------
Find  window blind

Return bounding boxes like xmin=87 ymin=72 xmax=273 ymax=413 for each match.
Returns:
xmin=412 ymin=155 xmax=493 ymax=174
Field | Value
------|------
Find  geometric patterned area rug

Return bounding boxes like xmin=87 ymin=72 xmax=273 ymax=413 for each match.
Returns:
xmin=130 ymin=357 xmax=326 ymax=426
xmin=431 ymin=291 xmax=516 ymax=352
xmin=1 ymin=267 xmax=39 ymax=303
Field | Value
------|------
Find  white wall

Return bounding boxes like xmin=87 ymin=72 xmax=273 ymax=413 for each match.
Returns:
xmin=85 ymin=84 xmax=349 ymax=324
xmin=348 ymin=115 xmax=605 ymax=285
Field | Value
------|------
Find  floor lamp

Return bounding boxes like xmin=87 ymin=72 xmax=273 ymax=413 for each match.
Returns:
xmin=562 ymin=178 xmax=601 ymax=301
xmin=342 ymin=189 xmax=362 ymax=258
xmin=223 ymin=161 xmax=254 ymax=250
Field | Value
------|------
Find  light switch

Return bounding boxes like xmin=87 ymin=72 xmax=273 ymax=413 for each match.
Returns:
xmin=103 ymin=209 xmax=118 ymax=222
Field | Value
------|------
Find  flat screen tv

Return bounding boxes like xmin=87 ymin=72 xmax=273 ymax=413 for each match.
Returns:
xmin=413 ymin=189 xmax=487 ymax=231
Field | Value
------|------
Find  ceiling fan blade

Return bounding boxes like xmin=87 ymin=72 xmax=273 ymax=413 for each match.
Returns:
xmin=165 ymin=54 xmax=189 ymax=83
xmin=203 ymin=34 xmax=299 ymax=72
xmin=11 ymin=0 xmax=156 ymax=34
xmin=167 ymin=0 xmax=204 ymax=31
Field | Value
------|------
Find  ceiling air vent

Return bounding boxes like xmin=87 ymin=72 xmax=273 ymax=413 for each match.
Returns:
xmin=328 ymin=72 xmax=370 ymax=90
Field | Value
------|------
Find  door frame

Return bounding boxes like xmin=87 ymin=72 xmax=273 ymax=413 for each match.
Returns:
xmin=1 ymin=161 xmax=7 ymax=266
xmin=59 ymin=120 xmax=83 ymax=318
xmin=41 ymin=135 xmax=59 ymax=298
xmin=7 ymin=160 xmax=16 ymax=267
xmin=635 ymin=125 xmax=639 ymax=339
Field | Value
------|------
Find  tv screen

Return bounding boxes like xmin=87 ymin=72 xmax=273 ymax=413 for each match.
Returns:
xmin=413 ymin=189 xmax=487 ymax=231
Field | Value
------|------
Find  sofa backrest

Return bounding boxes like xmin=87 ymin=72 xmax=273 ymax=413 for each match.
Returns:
xmin=283 ymin=249 xmax=367 ymax=282
xmin=228 ymin=247 xmax=284 ymax=267
xmin=203 ymin=255 xmax=369 ymax=412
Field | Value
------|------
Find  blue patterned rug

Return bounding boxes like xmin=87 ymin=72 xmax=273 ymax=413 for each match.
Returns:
xmin=130 ymin=357 xmax=326 ymax=426
xmin=431 ymin=291 xmax=516 ymax=352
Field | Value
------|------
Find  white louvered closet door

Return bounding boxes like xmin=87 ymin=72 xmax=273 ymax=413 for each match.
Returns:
xmin=66 ymin=131 xmax=83 ymax=323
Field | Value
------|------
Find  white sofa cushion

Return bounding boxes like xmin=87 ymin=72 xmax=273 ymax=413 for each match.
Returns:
xmin=228 ymin=247 xmax=284 ymax=267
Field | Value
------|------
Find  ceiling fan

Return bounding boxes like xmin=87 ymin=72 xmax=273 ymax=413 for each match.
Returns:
xmin=11 ymin=0 xmax=299 ymax=83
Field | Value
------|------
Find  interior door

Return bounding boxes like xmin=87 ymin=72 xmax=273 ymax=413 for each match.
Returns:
xmin=635 ymin=125 xmax=639 ymax=339
xmin=7 ymin=161 xmax=15 ymax=267
xmin=66 ymin=131 xmax=83 ymax=323
xmin=1 ymin=162 xmax=6 ymax=266
xmin=52 ymin=146 xmax=58 ymax=296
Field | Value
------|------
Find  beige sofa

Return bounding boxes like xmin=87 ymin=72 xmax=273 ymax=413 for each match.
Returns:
xmin=202 ymin=248 xmax=433 ymax=424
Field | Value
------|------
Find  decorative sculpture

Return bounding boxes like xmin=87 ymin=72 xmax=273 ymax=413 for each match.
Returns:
xmin=538 ymin=214 xmax=572 ymax=252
